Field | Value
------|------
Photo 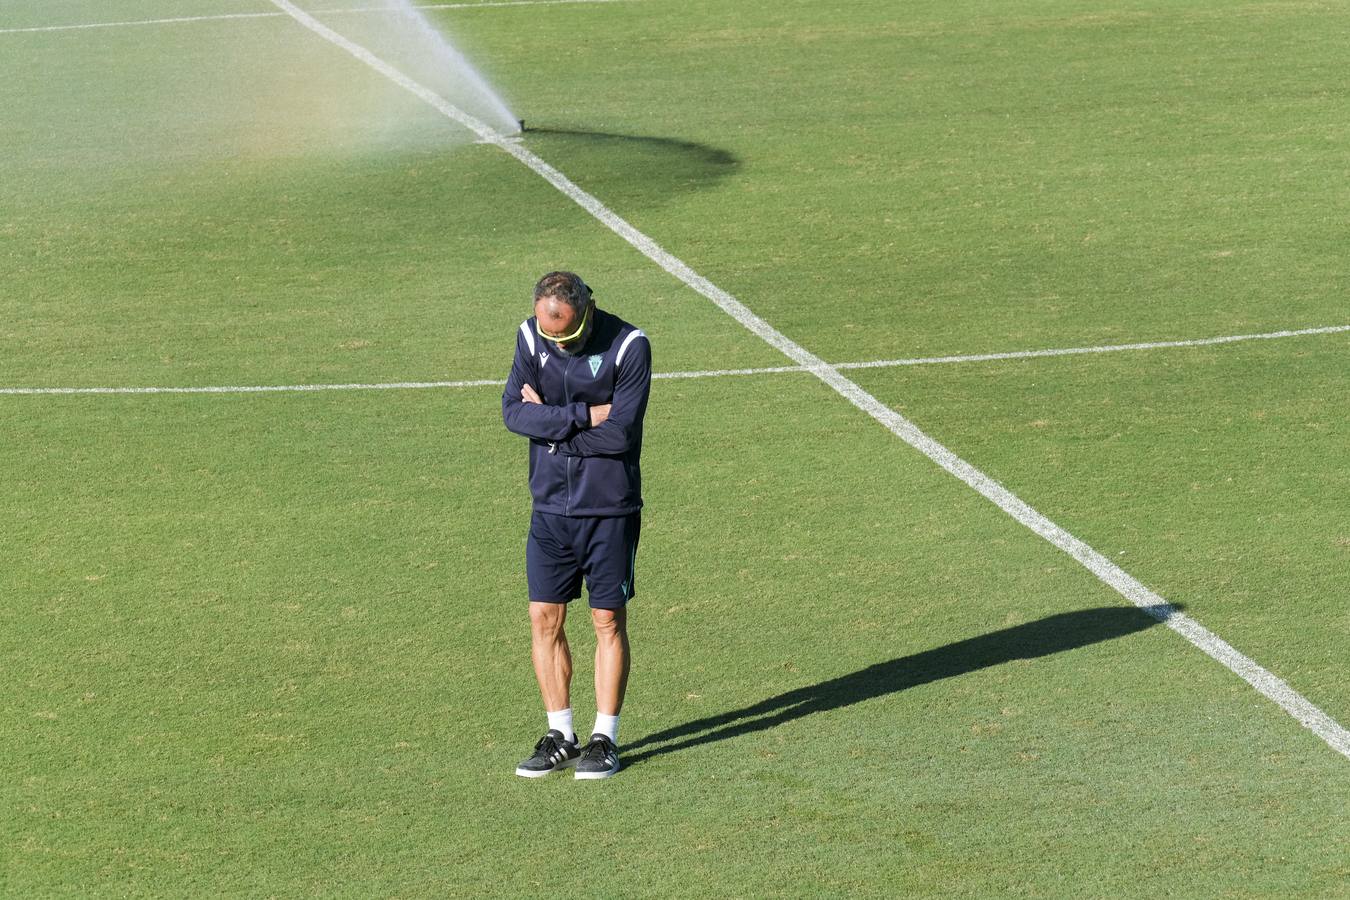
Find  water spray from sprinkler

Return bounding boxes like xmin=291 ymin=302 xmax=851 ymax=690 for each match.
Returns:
xmin=380 ymin=0 xmax=520 ymax=136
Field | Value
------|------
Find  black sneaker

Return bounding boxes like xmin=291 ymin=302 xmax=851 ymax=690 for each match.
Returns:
xmin=574 ymin=733 xmax=621 ymax=780
xmin=514 ymin=729 xmax=580 ymax=778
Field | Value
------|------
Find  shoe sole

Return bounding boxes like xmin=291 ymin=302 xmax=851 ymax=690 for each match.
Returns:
xmin=574 ymin=762 xmax=620 ymax=780
xmin=515 ymin=757 xmax=578 ymax=778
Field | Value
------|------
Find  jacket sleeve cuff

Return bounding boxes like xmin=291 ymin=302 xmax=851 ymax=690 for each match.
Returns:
xmin=571 ymin=402 xmax=590 ymax=429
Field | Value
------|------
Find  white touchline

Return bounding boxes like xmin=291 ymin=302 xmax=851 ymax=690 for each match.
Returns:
xmin=0 ymin=0 xmax=631 ymax=36
xmin=387 ymin=0 xmax=631 ymax=11
xmin=2 ymin=324 xmax=1346 ymax=395
xmin=0 ymin=379 xmax=505 ymax=396
xmin=0 ymin=12 xmax=281 ymax=34
xmin=834 ymin=324 xmax=1350 ymax=371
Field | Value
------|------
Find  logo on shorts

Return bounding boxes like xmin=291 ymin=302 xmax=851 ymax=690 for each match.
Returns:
xmin=588 ymin=354 xmax=603 ymax=376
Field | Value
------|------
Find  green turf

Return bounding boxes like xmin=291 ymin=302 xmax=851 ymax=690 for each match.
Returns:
xmin=3 ymin=0 xmax=1348 ymax=896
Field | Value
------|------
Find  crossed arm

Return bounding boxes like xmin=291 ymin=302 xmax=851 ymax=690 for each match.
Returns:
xmin=501 ymin=332 xmax=651 ymax=457
xmin=501 ymin=333 xmax=611 ymax=443
xmin=521 ymin=383 xmax=610 ymax=428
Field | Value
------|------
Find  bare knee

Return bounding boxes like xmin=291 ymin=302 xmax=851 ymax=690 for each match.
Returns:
xmin=530 ymin=601 xmax=567 ymax=640
xmin=591 ymin=607 xmax=627 ymax=641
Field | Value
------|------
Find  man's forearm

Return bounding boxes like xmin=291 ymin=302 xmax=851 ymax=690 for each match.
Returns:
xmin=556 ymin=418 xmax=636 ymax=457
xmin=503 ymin=397 xmax=590 ymax=441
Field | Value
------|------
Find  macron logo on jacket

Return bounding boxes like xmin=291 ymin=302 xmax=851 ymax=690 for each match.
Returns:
xmin=502 ymin=308 xmax=652 ymax=517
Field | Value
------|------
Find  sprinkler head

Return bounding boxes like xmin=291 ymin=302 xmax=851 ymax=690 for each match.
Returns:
xmin=518 ymin=119 xmax=527 ymax=133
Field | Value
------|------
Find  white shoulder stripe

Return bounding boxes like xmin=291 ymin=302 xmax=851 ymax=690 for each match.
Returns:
xmin=519 ymin=320 xmax=536 ymax=357
xmin=615 ymin=329 xmax=647 ymax=367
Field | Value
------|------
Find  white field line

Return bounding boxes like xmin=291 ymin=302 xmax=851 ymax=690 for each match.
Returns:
xmin=2 ymin=325 xmax=1346 ymax=396
xmin=0 ymin=378 xmax=503 ymax=396
xmin=0 ymin=369 xmax=793 ymax=396
xmin=835 ymin=324 xmax=1350 ymax=371
xmin=389 ymin=0 xmax=629 ymax=10
xmin=0 ymin=11 xmax=279 ymax=34
xmin=265 ymin=0 xmax=1350 ymax=760
xmin=0 ymin=0 xmax=628 ymax=36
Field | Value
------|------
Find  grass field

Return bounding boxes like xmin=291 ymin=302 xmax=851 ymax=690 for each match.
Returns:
xmin=3 ymin=0 xmax=1348 ymax=895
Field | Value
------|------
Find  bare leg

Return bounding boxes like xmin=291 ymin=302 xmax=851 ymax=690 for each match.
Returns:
xmin=529 ymin=601 xmax=571 ymax=712
xmin=592 ymin=607 xmax=630 ymax=716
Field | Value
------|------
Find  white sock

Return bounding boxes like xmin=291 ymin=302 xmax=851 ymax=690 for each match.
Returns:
xmin=592 ymin=713 xmax=620 ymax=743
xmin=547 ymin=708 xmax=575 ymax=743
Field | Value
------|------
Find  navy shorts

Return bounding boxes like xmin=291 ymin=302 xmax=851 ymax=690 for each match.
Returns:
xmin=526 ymin=511 xmax=640 ymax=610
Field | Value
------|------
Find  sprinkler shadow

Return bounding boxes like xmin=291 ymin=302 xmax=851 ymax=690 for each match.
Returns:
xmin=521 ymin=127 xmax=740 ymax=199
xmin=624 ymin=604 xmax=1180 ymax=769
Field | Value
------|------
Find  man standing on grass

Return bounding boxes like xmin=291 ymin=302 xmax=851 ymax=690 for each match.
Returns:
xmin=502 ymin=271 xmax=651 ymax=779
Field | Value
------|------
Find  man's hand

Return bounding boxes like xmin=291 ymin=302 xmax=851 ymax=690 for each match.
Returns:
xmin=521 ymin=384 xmax=542 ymax=405
xmin=589 ymin=403 xmax=611 ymax=428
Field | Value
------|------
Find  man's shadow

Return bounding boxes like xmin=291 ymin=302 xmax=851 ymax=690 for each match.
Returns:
xmin=626 ymin=604 xmax=1179 ymax=767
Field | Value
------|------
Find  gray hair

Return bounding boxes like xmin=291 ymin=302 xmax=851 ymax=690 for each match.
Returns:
xmin=533 ymin=271 xmax=593 ymax=315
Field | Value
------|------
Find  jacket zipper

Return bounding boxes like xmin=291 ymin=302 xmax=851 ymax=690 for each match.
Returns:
xmin=563 ymin=355 xmax=574 ymax=515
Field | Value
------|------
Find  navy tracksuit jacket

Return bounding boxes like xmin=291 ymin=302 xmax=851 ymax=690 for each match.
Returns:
xmin=502 ymin=308 xmax=651 ymax=517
